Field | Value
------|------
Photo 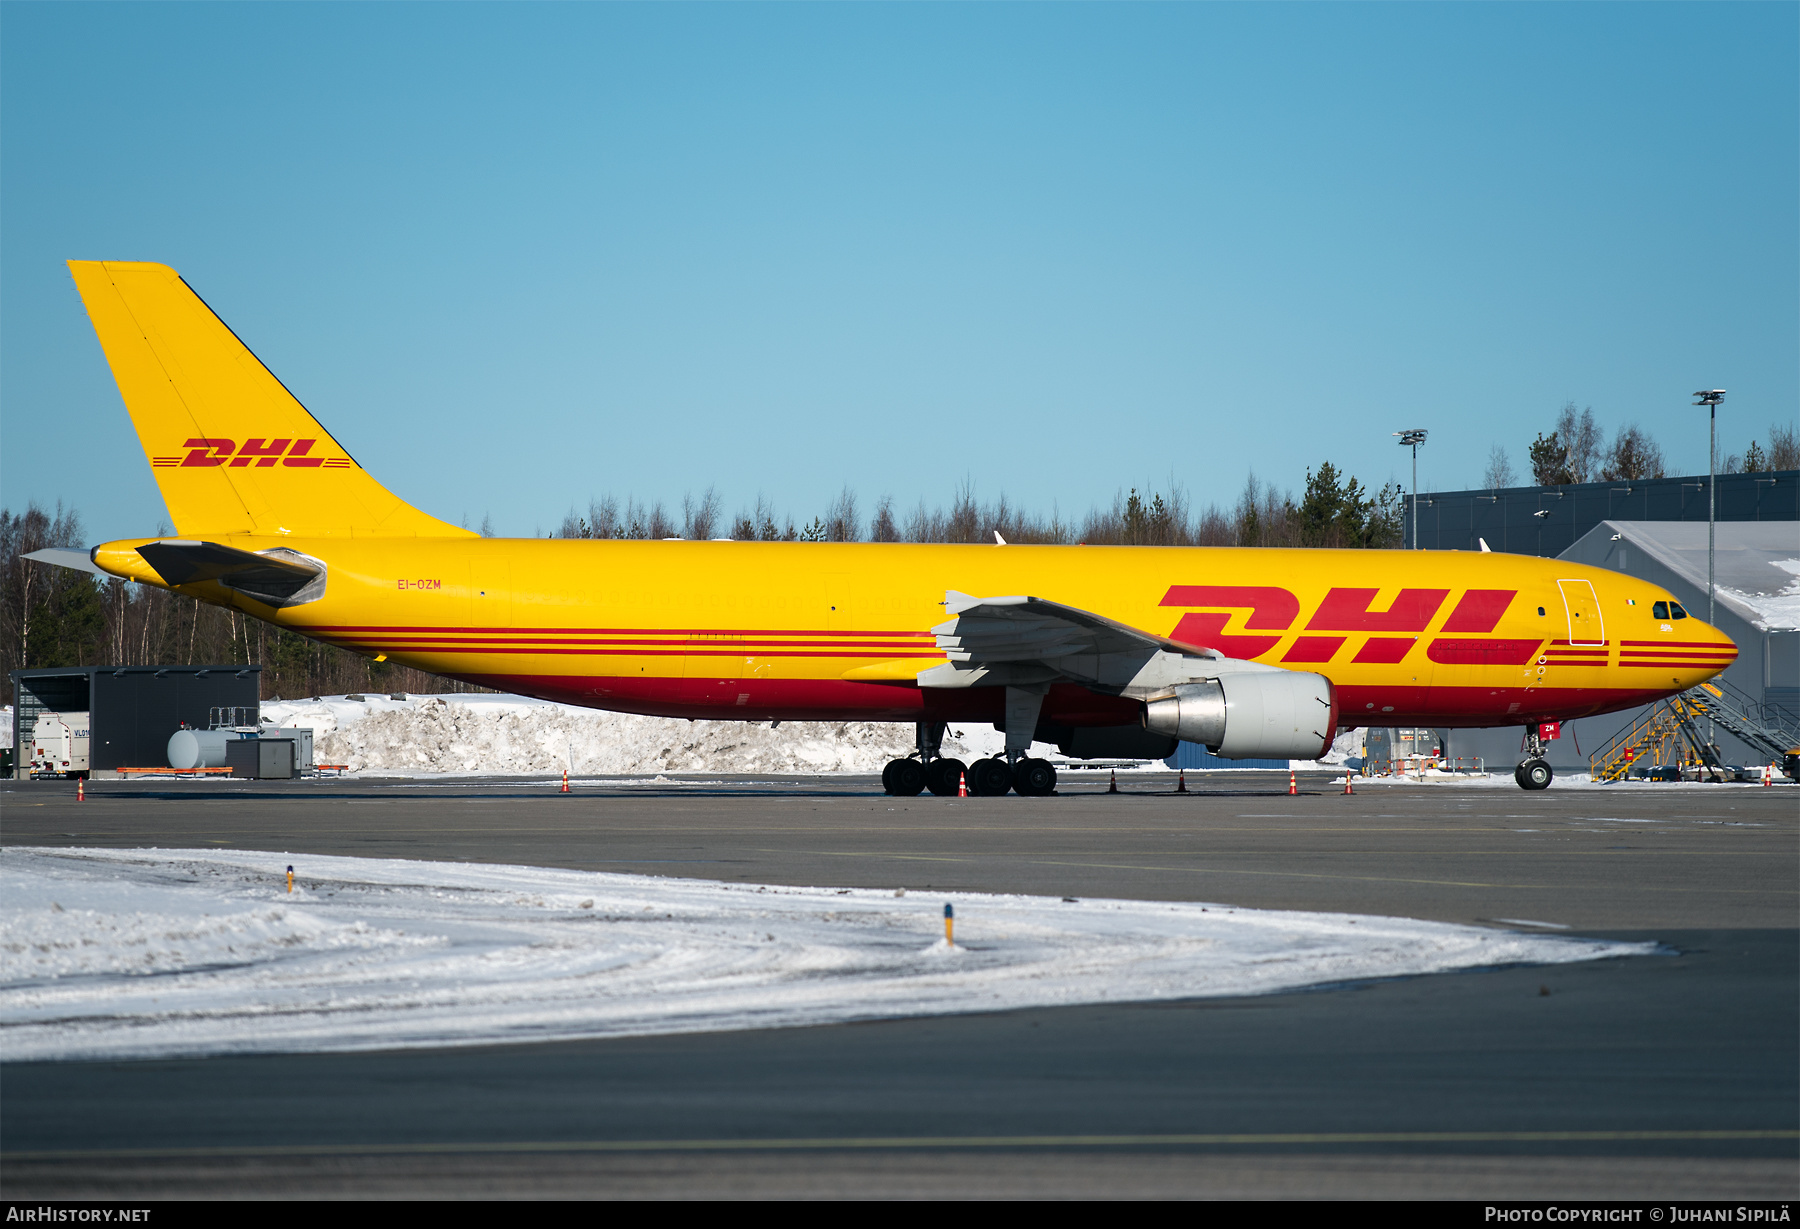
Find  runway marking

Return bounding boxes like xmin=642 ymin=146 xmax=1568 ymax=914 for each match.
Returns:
xmin=12 ymin=1129 xmax=1796 ymax=1162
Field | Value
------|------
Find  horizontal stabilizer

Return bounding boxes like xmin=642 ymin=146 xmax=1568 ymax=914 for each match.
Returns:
xmin=21 ymin=548 xmax=109 ymax=577
xmin=136 ymin=540 xmax=324 ymax=607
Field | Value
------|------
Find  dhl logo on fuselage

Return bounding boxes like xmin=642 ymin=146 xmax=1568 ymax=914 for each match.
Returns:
xmin=312 ymin=581 xmax=1730 ymax=673
xmin=1162 ymin=584 xmax=1547 ymax=668
xmin=150 ymin=439 xmax=353 ymax=469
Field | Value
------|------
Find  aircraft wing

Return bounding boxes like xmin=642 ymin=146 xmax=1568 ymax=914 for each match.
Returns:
xmin=922 ymin=590 xmax=1226 ymax=693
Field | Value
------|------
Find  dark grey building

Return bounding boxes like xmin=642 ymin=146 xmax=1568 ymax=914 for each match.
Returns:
xmin=10 ymin=665 xmax=261 ymax=775
xmin=1404 ymin=470 xmax=1796 ymax=554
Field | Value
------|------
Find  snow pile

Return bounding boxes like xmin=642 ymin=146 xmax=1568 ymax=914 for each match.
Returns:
xmin=263 ymin=693 xmax=1009 ymax=776
xmin=1318 ymin=727 xmax=1365 ymax=765
xmin=0 ymin=847 xmax=1652 ymax=1061
xmin=258 ymin=693 xmax=1347 ymax=777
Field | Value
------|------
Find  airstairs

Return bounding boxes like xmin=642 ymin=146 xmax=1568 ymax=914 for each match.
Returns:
xmin=1684 ymin=677 xmax=1800 ymax=766
xmin=1590 ymin=676 xmax=1799 ymax=783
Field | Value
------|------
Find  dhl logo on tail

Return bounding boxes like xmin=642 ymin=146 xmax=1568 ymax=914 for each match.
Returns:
xmin=152 ymin=438 xmax=354 ymax=469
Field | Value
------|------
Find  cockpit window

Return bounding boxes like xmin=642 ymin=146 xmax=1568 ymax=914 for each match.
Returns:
xmin=1669 ymin=602 xmax=1688 ymax=620
xmin=1652 ymin=601 xmax=1669 ymax=619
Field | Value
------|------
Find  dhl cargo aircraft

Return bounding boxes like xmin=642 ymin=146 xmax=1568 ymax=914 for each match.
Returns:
xmin=53 ymin=260 xmax=1738 ymax=793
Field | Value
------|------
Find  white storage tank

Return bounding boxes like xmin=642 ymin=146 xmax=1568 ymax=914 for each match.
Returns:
xmin=168 ymin=727 xmax=232 ymax=770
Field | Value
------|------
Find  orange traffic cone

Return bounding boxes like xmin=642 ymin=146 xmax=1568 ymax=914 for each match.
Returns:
xmin=957 ymin=770 xmax=968 ymax=798
xmin=76 ymin=778 xmax=84 ymax=802
xmin=1766 ymin=763 xmax=1775 ymax=787
xmin=1108 ymin=770 xmax=1119 ymax=794
xmin=1287 ymin=770 xmax=1297 ymax=796
xmin=1177 ymin=769 xmax=1188 ymax=794
xmin=1343 ymin=772 xmax=1354 ymax=795
xmin=561 ymin=768 xmax=570 ymax=793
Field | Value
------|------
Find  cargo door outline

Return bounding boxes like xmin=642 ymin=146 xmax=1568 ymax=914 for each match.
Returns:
xmin=1557 ymin=579 xmax=1603 ymax=647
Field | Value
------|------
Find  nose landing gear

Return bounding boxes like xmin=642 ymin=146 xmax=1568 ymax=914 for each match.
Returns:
xmin=1514 ymin=758 xmax=1553 ymax=790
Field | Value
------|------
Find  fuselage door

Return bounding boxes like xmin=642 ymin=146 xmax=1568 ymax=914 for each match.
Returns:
xmin=1556 ymin=579 xmax=1604 ymax=647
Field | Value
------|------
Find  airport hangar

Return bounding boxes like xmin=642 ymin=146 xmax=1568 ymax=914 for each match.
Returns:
xmin=1395 ymin=469 xmax=1797 ymax=776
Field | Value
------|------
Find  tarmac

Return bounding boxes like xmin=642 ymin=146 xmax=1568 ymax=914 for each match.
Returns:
xmin=2 ymin=770 xmax=1795 ymax=1199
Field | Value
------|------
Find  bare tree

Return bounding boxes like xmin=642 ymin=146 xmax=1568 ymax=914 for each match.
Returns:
xmin=1482 ymin=444 xmax=1516 ymax=489
xmin=903 ymin=498 xmax=945 ymax=544
xmin=587 ymin=496 xmax=621 ymax=539
xmin=869 ymin=496 xmax=899 ymax=543
xmin=1768 ymin=421 xmax=1800 ymax=471
xmin=1553 ymin=403 xmax=1604 ymax=483
xmin=823 ymin=486 xmax=860 ymax=542
xmin=1600 ymin=424 xmax=1665 ymax=481
xmin=682 ymin=487 xmax=723 ymax=540
xmin=1195 ymin=503 xmax=1234 ymax=546
xmin=943 ymin=480 xmax=979 ymax=544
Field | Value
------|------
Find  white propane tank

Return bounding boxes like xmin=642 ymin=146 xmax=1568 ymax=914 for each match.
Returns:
xmin=168 ymin=728 xmax=232 ymax=770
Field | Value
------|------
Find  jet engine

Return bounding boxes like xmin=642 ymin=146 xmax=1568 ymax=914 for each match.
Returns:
xmin=1142 ymin=671 xmax=1337 ymax=760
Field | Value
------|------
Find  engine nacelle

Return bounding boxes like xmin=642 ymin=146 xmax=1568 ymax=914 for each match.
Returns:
xmin=1142 ymin=671 xmax=1337 ymax=760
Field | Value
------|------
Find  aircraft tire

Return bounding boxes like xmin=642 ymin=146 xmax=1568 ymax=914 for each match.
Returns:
xmin=924 ymin=758 xmax=966 ymax=796
xmin=1515 ymin=758 xmax=1553 ymax=790
xmin=886 ymin=758 xmax=925 ymax=796
xmin=967 ymin=758 xmax=1014 ymax=796
xmin=1011 ymin=758 xmax=1057 ymax=796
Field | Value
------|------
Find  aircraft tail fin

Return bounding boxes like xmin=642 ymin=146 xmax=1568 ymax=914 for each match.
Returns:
xmin=68 ymin=260 xmax=472 ymax=539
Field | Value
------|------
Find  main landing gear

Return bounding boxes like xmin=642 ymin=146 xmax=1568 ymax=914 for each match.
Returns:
xmin=1515 ymin=726 xmax=1553 ymax=791
xmin=881 ymin=688 xmax=1060 ymax=798
xmin=882 ymin=721 xmax=965 ymax=797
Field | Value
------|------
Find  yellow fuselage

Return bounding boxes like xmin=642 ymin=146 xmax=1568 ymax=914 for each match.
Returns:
xmin=97 ymin=535 xmax=1736 ymax=730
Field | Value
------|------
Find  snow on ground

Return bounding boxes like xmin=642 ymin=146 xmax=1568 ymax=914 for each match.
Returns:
xmin=263 ymin=693 xmax=1090 ymax=776
xmin=259 ymin=692 xmax=1352 ymax=777
xmin=0 ymin=847 xmax=1654 ymax=1062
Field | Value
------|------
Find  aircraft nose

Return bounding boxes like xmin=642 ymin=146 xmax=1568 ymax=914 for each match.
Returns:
xmin=1682 ymin=619 xmax=1738 ymax=681
xmin=1621 ymin=618 xmax=1736 ymax=687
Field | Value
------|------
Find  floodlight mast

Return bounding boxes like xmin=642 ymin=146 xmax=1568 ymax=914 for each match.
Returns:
xmin=1693 ymin=390 xmax=1725 ymax=625
xmin=1394 ymin=429 xmax=1428 ymax=549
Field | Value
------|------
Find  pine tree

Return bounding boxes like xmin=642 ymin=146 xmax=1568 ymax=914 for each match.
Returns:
xmin=1529 ymin=431 xmax=1573 ymax=486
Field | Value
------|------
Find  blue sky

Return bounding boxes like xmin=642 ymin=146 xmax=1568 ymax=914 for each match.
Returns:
xmin=4 ymin=2 xmax=1795 ymax=539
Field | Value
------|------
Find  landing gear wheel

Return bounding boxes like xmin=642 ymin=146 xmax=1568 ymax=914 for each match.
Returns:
xmin=884 ymin=758 xmax=925 ymax=796
xmin=966 ymin=758 xmax=1014 ymax=796
xmin=1011 ymin=757 xmax=1057 ymax=797
xmin=924 ymin=758 xmax=967 ymax=797
xmin=889 ymin=759 xmax=928 ymax=798
xmin=1515 ymin=758 xmax=1553 ymax=790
